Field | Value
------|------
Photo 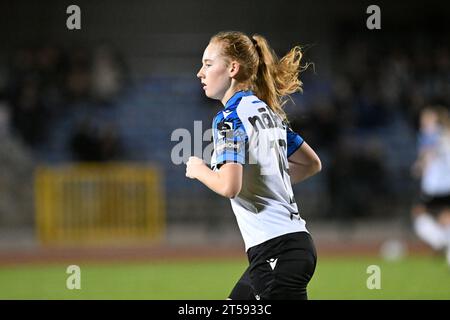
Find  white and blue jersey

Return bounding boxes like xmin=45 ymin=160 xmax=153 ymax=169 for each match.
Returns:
xmin=418 ymin=128 xmax=450 ymax=196
xmin=211 ymin=90 xmax=309 ymax=251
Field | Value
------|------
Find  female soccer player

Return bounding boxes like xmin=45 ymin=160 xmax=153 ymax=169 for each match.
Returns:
xmin=411 ymin=106 xmax=450 ymax=266
xmin=186 ymin=31 xmax=322 ymax=299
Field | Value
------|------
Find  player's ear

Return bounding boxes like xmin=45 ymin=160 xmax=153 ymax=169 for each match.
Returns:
xmin=228 ymin=61 xmax=240 ymax=78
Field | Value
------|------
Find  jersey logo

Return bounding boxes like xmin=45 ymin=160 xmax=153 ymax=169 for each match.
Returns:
xmin=266 ymin=258 xmax=278 ymax=270
xmin=217 ymin=121 xmax=234 ymax=140
xmin=290 ymin=212 xmax=300 ymax=220
xmin=222 ymin=110 xmax=233 ymax=118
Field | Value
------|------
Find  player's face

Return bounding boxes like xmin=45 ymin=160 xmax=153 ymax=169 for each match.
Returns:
xmin=421 ymin=109 xmax=438 ymax=132
xmin=197 ymin=42 xmax=232 ymax=101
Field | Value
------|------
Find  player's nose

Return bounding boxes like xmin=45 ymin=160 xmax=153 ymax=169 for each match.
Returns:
xmin=197 ymin=67 xmax=204 ymax=79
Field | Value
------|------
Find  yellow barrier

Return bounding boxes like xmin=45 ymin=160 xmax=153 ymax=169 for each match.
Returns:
xmin=35 ymin=164 xmax=165 ymax=246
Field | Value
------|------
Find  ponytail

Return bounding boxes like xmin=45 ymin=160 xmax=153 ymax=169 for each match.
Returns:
xmin=252 ymin=34 xmax=304 ymax=121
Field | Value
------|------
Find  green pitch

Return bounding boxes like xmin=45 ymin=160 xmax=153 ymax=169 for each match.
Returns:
xmin=0 ymin=255 xmax=449 ymax=299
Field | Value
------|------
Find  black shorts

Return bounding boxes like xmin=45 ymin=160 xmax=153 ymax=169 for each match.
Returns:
xmin=229 ymin=231 xmax=317 ymax=300
xmin=419 ymin=193 xmax=450 ymax=216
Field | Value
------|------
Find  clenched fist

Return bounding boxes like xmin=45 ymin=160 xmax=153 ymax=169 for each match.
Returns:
xmin=185 ymin=156 xmax=206 ymax=179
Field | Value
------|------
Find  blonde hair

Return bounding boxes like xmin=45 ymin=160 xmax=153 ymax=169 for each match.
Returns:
xmin=210 ymin=31 xmax=306 ymax=121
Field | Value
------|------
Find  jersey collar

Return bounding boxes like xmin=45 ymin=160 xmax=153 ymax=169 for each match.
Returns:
xmin=224 ymin=90 xmax=254 ymax=109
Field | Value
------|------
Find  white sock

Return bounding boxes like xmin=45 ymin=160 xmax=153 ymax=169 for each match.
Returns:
xmin=413 ymin=214 xmax=447 ymax=250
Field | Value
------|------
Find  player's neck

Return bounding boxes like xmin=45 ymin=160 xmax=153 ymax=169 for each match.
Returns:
xmin=221 ymin=83 xmax=249 ymax=107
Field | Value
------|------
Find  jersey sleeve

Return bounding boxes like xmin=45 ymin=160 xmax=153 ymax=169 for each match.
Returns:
xmin=214 ymin=113 xmax=248 ymax=166
xmin=418 ymin=131 xmax=439 ymax=152
xmin=286 ymin=126 xmax=304 ymax=158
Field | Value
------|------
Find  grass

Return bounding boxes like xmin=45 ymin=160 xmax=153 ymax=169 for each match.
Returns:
xmin=0 ymin=255 xmax=449 ymax=299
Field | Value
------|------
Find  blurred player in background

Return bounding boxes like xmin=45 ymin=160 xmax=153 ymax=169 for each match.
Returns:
xmin=186 ymin=31 xmax=321 ymax=299
xmin=411 ymin=106 xmax=450 ymax=266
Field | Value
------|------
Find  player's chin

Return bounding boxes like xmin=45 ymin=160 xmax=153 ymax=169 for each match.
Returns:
xmin=204 ymin=89 xmax=218 ymax=100
xmin=204 ymin=90 xmax=213 ymax=98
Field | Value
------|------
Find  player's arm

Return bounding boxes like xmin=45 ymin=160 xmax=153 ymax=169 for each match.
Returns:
xmin=186 ymin=157 xmax=243 ymax=198
xmin=288 ymin=142 xmax=322 ymax=185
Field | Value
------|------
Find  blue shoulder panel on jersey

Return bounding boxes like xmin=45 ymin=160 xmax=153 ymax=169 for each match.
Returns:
xmin=418 ymin=131 xmax=439 ymax=150
xmin=213 ymin=92 xmax=251 ymax=166
xmin=287 ymin=127 xmax=304 ymax=158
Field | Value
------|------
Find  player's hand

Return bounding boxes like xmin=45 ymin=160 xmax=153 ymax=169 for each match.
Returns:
xmin=186 ymin=156 xmax=206 ymax=179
